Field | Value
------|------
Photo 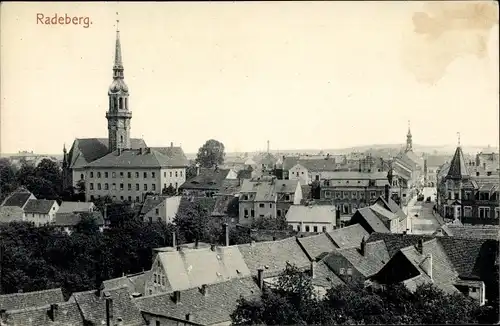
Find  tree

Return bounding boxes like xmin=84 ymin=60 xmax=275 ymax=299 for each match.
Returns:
xmin=0 ymin=159 xmax=18 ymax=202
xmin=195 ymin=139 xmax=225 ymax=168
xmin=185 ymin=164 xmax=198 ymax=180
xmin=251 ymin=215 xmax=288 ymax=230
xmin=162 ymin=184 xmax=176 ymax=196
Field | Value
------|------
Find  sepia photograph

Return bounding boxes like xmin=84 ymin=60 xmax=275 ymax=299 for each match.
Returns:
xmin=0 ymin=1 xmax=499 ymax=325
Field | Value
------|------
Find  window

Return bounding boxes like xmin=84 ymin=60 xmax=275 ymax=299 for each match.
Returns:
xmin=343 ymin=192 xmax=348 ymax=199
xmin=336 ymin=192 xmax=341 ymax=198
xmin=105 ymin=172 xmax=109 ymax=178
xmin=136 ymin=184 xmax=139 ymax=191
xmin=149 ymin=216 xmax=153 ymax=223
xmin=471 ymin=287 xmax=477 ymax=293
xmin=154 ymin=274 xmax=157 ymax=283
xmin=343 ymin=204 xmax=349 ymax=214
xmin=152 ymin=184 xmax=156 ymax=191
xmin=120 ymin=196 xmax=124 ymax=200
xmin=479 ymin=207 xmax=490 ymax=218
xmin=305 ymin=225 xmax=310 ymax=232
xmin=80 ymin=174 xmax=84 ymax=180
xmin=259 ymin=203 xmax=265 ymax=208
xmin=175 ymin=171 xmax=178 ymax=177
xmin=144 ymin=184 xmax=148 ymax=191
xmin=496 ymin=208 xmax=500 ymax=219
xmin=325 ymin=191 xmax=331 ymax=198
xmin=277 ymin=210 xmax=281 ymax=217
xmin=90 ymin=195 xmax=95 ymax=201
xmin=448 ymin=191 xmax=452 ymax=200
xmin=285 ymin=195 xmax=290 ymax=201
xmin=465 ymin=191 xmax=472 ymax=200
xmin=128 ymin=184 xmax=131 ymax=190
xmin=90 ymin=172 xmax=94 ymax=178
xmin=480 ymin=192 xmax=490 ymax=201
xmin=251 ymin=209 xmax=255 ymax=217
xmin=244 ymin=209 xmax=249 ymax=217
xmin=269 ymin=203 xmax=272 ymax=208
xmin=162 ymin=276 xmax=165 ymax=286
xmin=128 ymin=196 xmax=131 ymax=202
xmin=340 ymin=268 xmax=345 ymax=275
xmin=454 ymin=192 xmax=459 ymax=200
xmin=97 ymin=172 xmax=101 ymax=178
xmin=464 ymin=206 xmax=472 ymax=218
xmin=360 ymin=192 xmax=364 ymax=198
xmin=105 ymin=183 xmax=109 ymax=190
xmin=135 ymin=172 xmax=139 ymax=178
xmin=175 ymin=182 xmax=178 ymax=189
xmin=120 ymin=183 xmax=124 ymax=190
xmin=297 ymin=225 xmax=301 ymax=231
xmin=144 ymin=172 xmax=147 ymax=178
xmin=180 ymin=171 xmax=183 ymax=177
xmin=322 ymin=226 xmax=327 ymax=232
xmin=352 ymin=192 xmax=357 ymax=199
xmin=97 ymin=183 xmax=101 ymax=190
xmin=152 ymin=172 xmax=156 ymax=178
xmin=120 ymin=172 xmax=124 ymax=177
xmin=128 ymin=172 xmax=131 ymax=178
xmin=164 ymin=183 xmax=166 ymax=189
xmin=112 ymin=172 xmax=116 ymax=178
xmin=164 ymin=172 xmax=166 ymax=177
xmin=112 ymin=183 xmax=116 ymax=190
xmin=136 ymin=196 xmax=140 ymax=202
xmin=370 ymin=191 xmax=376 ymax=199
xmin=347 ymin=268 xmax=352 ymax=275
xmin=313 ymin=226 xmax=318 ymax=232
xmin=156 ymin=208 xmax=159 ymax=215
xmin=89 ymin=183 xmax=94 ymax=190
xmin=324 ymin=180 xmax=330 ymax=186
xmin=170 ymin=172 xmax=172 ymax=177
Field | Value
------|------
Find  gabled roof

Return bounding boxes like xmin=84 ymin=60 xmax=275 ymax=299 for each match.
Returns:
xmin=312 ymin=260 xmax=345 ymax=288
xmin=57 ymin=202 xmax=94 ymax=214
xmin=327 ymin=224 xmax=370 ymax=249
xmin=285 ymin=205 xmax=336 ymax=223
xmin=351 ymin=207 xmax=390 ymax=233
xmin=296 ymin=233 xmax=338 ymax=261
xmin=442 ymin=225 xmax=500 ymax=240
xmin=0 ymin=206 xmax=24 ymax=223
xmin=67 ymin=138 xmax=147 ymax=169
xmin=292 ymin=159 xmax=337 ymax=172
xmin=85 ymin=148 xmax=186 ymax=168
xmin=139 ymin=195 xmax=168 ymax=216
xmin=134 ymin=277 xmax=261 ymax=326
xmin=374 ymin=196 xmax=406 ymax=221
xmin=0 ymin=288 xmax=65 ymax=311
xmin=103 ymin=271 xmax=151 ymax=296
xmin=150 ymin=146 xmax=189 ymax=167
xmin=1 ymin=192 xmax=33 ymax=208
xmin=1 ymin=299 xmax=84 ymax=326
xmin=323 ymin=246 xmax=386 ymax=278
xmin=369 ymin=203 xmax=399 ymax=223
xmin=446 ymin=146 xmax=470 ymax=179
xmin=156 ymin=246 xmax=251 ymax=292
xmin=238 ymin=237 xmax=310 ymax=278
xmin=179 ymin=168 xmax=230 ymax=190
xmin=240 ymin=178 xmax=299 ymax=202
xmin=53 ymin=211 xmax=104 ymax=227
xmin=24 ymin=199 xmax=57 ymax=214
xmin=72 ymin=286 xmax=144 ymax=326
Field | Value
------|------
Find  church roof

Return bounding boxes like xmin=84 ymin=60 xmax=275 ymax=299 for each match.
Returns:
xmin=446 ymin=146 xmax=470 ymax=179
xmin=67 ymin=138 xmax=147 ymax=169
xmin=85 ymin=147 xmax=188 ymax=169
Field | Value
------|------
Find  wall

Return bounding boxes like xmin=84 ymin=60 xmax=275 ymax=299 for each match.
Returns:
xmin=325 ymin=252 xmax=366 ymax=285
xmin=24 ymin=202 xmax=59 ymax=226
xmin=160 ymin=168 xmax=187 ymax=191
xmin=144 ymin=255 xmax=168 ymax=296
xmin=143 ymin=196 xmax=181 ymax=224
xmin=288 ymin=221 xmax=334 ymax=233
xmin=289 ymin=165 xmax=310 ymax=185
xmin=142 ymin=313 xmax=202 ymax=326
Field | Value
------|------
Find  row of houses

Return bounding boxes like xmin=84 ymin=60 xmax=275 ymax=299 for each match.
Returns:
xmin=1 ymin=220 xmax=498 ymax=326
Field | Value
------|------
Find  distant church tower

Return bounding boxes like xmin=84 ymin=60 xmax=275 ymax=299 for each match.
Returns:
xmin=405 ymin=120 xmax=413 ymax=153
xmin=106 ymin=20 xmax=132 ymax=152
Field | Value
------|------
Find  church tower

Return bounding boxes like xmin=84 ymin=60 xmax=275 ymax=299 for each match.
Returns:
xmin=405 ymin=120 xmax=413 ymax=152
xmin=106 ymin=20 xmax=131 ymax=152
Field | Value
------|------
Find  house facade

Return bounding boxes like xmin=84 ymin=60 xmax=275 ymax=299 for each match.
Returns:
xmin=238 ymin=177 xmax=302 ymax=225
xmin=140 ymin=195 xmax=182 ymax=224
xmin=23 ymin=199 xmax=59 ymax=226
xmin=285 ymin=205 xmax=338 ymax=233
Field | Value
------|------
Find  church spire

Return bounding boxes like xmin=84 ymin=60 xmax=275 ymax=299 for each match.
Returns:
xmin=113 ymin=15 xmax=124 ymax=79
xmin=405 ymin=120 xmax=413 ymax=152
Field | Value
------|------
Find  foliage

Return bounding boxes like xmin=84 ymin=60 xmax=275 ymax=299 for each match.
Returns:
xmin=251 ymin=215 xmax=288 ymax=230
xmin=232 ymin=263 xmax=489 ymax=325
xmin=162 ymin=184 xmax=177 ymax=196
xmin=310 ymin=181 xmax=321 ymax=200
xmin=185 ymin=164 xmax=198 ymax=180
xmin=173 ymin=200 xmax=224 ymax=244
xmin=195 ymin=139 xmax=225 ymax=168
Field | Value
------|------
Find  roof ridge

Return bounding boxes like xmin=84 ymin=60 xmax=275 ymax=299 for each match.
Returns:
xmin=0 ymin=287 xmax=62 ymax=298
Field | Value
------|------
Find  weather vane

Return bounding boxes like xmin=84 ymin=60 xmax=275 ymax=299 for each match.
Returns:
xmin=116 ymin=12 xmax=119 ymax=31
xmin=457 ymin=132 xmax=461 ymax=147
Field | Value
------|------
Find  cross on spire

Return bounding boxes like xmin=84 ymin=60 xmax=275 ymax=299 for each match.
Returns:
xmin=116 ymin=12 xmax=120 ymax=32
xmin=457 ymin=132 xmax=461 ymax=147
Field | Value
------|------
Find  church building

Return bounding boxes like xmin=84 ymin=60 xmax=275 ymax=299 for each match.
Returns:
xmin=62 ymin=24 xmax=188 ymax=203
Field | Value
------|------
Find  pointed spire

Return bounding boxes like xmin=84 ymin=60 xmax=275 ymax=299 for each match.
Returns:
xmin=446 ymin=145 xmax=470 ymax=180
xmin=407 ymin=120 xmax=411 ymax=136
xmin=457 ymin=132 xmax=461 ymax=147
xmin=114 ymin=13 xmax=122 ymax=69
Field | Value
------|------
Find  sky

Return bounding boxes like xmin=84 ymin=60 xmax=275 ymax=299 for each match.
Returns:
xmin=1 ymin=1 xmax=499 ymax=155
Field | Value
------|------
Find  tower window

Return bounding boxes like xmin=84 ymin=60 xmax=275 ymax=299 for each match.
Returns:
xmin=125 ymin=98 xmax=128 ymax=110
xmin=120 ymin=136 xmax=123 ymax=144
xmin=119 ymin=98 xmax=123 ymax=110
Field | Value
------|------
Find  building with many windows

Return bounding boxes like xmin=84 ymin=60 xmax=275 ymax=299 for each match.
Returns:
xmin=62 ymin=25 xmax=188 ymax=202
xmin=436 ymin=145 xmax=500 ymax=225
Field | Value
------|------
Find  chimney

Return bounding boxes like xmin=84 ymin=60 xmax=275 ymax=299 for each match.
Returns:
xmin=171 ymin=142 xmax=173 ymax=148
xmin=417 ymin=239 xmax=423 ymax=254
xmin=105 ymin=297 xmax=113 ymax=326
xmin=224 ymin=223 xmax=229 ymax=247
xmin=257 ymin=268 xmax=264 ymax=290
xmin=48 ymin=304 xmax=58 ymax=321
xmin=173 ymin=290 xmax=181 ymax=304
xmin=360 ymin=236 xmax=366 ymax=256
xmin=272 ymin=236 xmax=276 ymax=241
xmin=384 ymin=184 xmax=390 ymax=202
xmin=172 ymin=232 xmax=176 ymax=248
xmin=310 ymin=260 xmax=316 ymax=278
xmin=201 ymin=284 xmax=208 ymax=296
xmin=185 ymin=313 xmax=191 ymax=321
xmin=195 ymin=239 xmax=199 ymax=249
xmin=420 ymin=253 xmax=433 ymax=280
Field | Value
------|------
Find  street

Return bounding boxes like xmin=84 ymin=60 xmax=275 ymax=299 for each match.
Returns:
xmin=406 ymin=187 xmax=442 ymax=235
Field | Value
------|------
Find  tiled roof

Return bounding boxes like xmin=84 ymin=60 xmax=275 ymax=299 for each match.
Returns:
xmin=53 ymin=211 xmax=104 ymax=227
xmin=0 ymin=206 xmax=24 ymax=223
xmin=0 ymin=288 xmax=64 ymax=311
xmin=443 ymin=225 xmax=500 ymax=240
xmin=157 ymin=246 xmax=251 ymax=292
xmin=254 ymin=153 xmax=278 ymax=166
xmin=285 ymin=205 xmax=336 ymax=224
xmin=24 ymin=199 xmax=56 ymax=214
xmin=327 ymin=224 xmax=370 ymax=249
xmin=72 ymin=286 xmax=144 ymax=326
xmin=323 ymin=246 xmax=385 ymax=278
xmin=85 ymin=148 xmax=186 ymax=169
xmin=150 ymin=146 xmax=189 ymax=167
xmin=134 ymin=277 xmax=261 ymax=326
xmin=446 ymin=146 xmax=470 ymax=179
xmin=238 ymin=237 xmax=310 ymax=278
xmin=1 ymin=300 xmax=85 ymax=326
xmin=352 ymin=207 xmax=390 ymax=233
xmin=179 ymin=168 xmax=230 ymax=190
xmin=211 ymin=195 xmax=238 ymax=217
xmin=322 ymin=171 xmax=388 ymax=180
xmin=237 ymin=169 xmax=252 ymax=180
xmin=218 ymin=179 xmax=242 ymax=195
xmin=68 ymin=138 xmax=146 ymax=169
xmin=240 ymin=179 xmax=299 ymax=202
xmin=297 ymin=233 xmax=337 ymax=261
xmin=139 ymin=195 xmax=166 ymax=216
xmin=103 ymin=271 xmax=151 ymax=296
xmin=369 ymin=203 xmax=398 ymax=223
xmin=312 ymin=261 xmax=345 ymax=288
xmin=2 ymin=192 xmax=33 ymax=208
xmin=282 ymin=157 xmax=300 ymax=171
xmin=294 ymin=159 xmax=338 ymax=172
xmin=375 ymin=196 xmax=406 ymax=221
xmin=57 ymin=202 xmax=94 ymax=214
